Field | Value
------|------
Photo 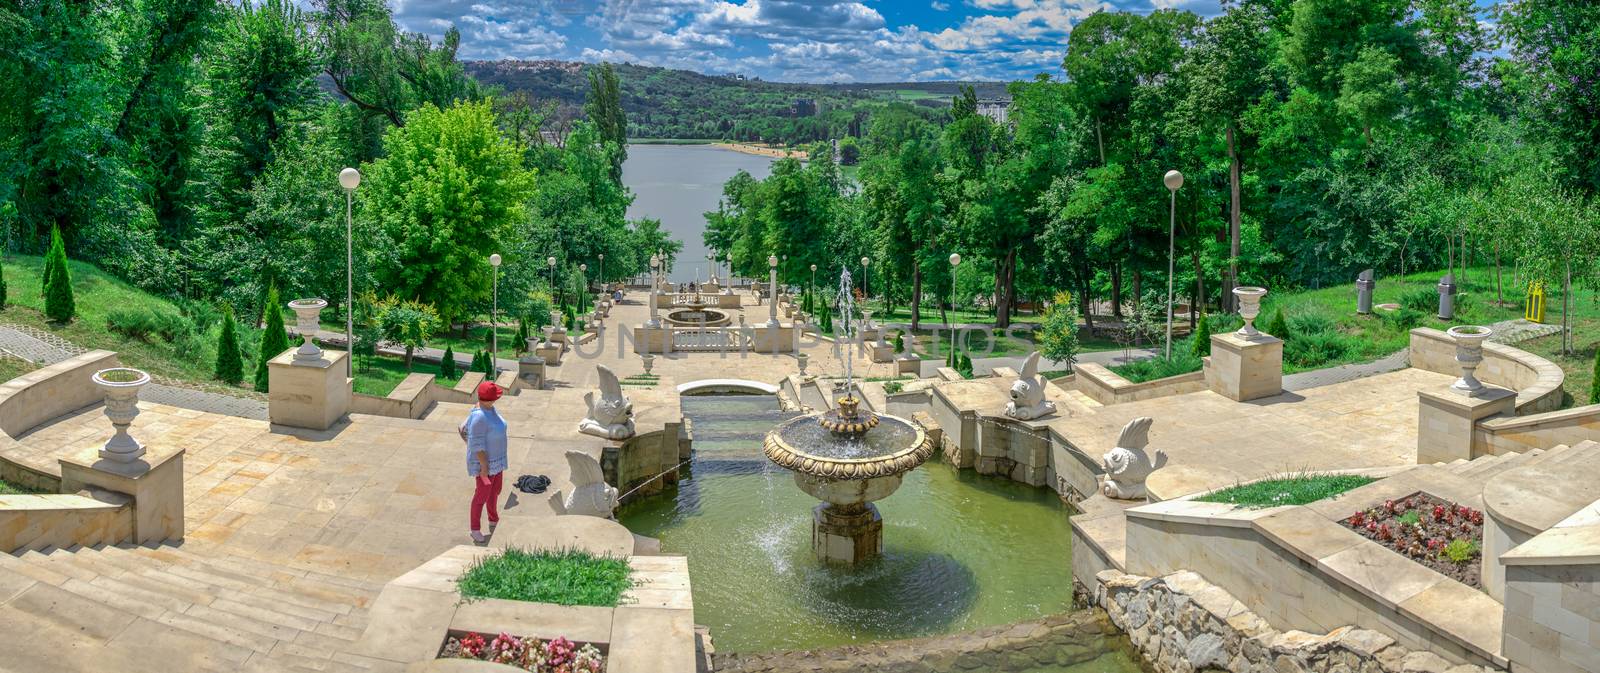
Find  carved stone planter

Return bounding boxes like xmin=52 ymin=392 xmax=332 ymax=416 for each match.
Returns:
xmin=1448 ymin=325 xmax=1493 ymax=395
xmin=93 ymin=367 xmax=150 ymax=462
xmin=642 ymin=353 xmax=655 ymax=376
xmin=797 ymin=353 xmax=809 ymax=375
xmin=1233 ymin=286 xmax=1268 ymax=337
xmin=287 ymin=298 xmax=328 ymax=362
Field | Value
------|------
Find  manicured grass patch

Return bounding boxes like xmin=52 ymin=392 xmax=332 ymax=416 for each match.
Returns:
xmin=620 ymin=373 xmax=659 ymax=388
xmin=351 ymin=352 xmax=463 ymax=396
xmin=1197 ymin=474 xmax=1377 ymax=508
xmin=457 ymin=548 xmax=634 ymax=607
xmin=0 ymin=478 xmax=41 ymax=495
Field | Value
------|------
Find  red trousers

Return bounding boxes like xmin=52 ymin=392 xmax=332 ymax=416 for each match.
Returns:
xmin=471 ymin=472 xmax=503 ymax=532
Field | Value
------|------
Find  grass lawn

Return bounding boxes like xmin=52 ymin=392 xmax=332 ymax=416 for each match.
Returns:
xmin=1197 ymin=474 xmax=1377 ymax=508
xmin=0 ymin=254 xmax=266 ymax=397
xmin=349 ymin=351 xmax=464 ymax=396
xmin=457 ymin=548 xmax=634 ymax=607
xmin=0 ymin=357 xmax=38 ymax=384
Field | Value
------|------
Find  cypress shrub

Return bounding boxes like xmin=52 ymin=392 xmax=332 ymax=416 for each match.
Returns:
xmin=1591 ymin=348 xmax=1600 ymax=405
xmin=43 ymin=229 xmax=74 ymax=322
xmin=214 ymin=304 xmax=244 ymax=385
xmin=40 ymin=225 xmax=63 ymax=297
xmin=440 ymin=345 xmax=458 ymax=380
xmin=253 ymin=286 xmax=289 ymax=392
xmin=0 ymin=256 xmax=8 ymax=309
xmin=1263 ymin=307 xmax=1291 ymax=340
xmin=1190 ymin=314 xmax=1212 ymax=359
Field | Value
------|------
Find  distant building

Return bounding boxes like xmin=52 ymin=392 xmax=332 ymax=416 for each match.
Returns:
xmin=792 ymin=98 xmax=818 ymax=117
xmin=977 ymin=98 xmax=1010 ymax=124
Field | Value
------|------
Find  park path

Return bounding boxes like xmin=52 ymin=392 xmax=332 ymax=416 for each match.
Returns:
xmin=0 ymin=323 xmax=269 ymax=420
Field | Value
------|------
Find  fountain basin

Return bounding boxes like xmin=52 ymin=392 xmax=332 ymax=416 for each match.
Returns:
xmin=764 ymin=408 xmax=934 ymax=565
xmin=664 ymin=307 xmax=732 ymax=327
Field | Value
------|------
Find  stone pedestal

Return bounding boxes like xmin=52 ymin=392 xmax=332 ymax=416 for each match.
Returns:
xmin=896 ymin=356 xmax=922 ymax=376
xmin=812 ymin=502 xmax=883 ymax=565
xmin=1417 ymin=387 xmax=1514 ymax=464
xmin=268 ymin=350 xmax=351 ymax=430
xmin=58 ymin=445 xmax=184 ymax=544
xmin=518 ymin=356 xmax=546 ymax=388
xmin=535 ymin=343 xmax=562 ymax=366
xmin=1207 ymin=332 xmax=1283 ymax=402
xmin=869 ymin=342 xmax=895 ymax=363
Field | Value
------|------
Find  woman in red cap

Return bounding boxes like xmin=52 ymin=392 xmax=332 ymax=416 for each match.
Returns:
xmin=459 ymin=380 xmax=508 ymax=543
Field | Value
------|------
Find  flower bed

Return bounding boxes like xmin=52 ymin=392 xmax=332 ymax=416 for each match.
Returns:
xmin=1341 ymin=493 xmax=1484 ymax=588
xmin=439 ymin=631 xmax=603 ymax=673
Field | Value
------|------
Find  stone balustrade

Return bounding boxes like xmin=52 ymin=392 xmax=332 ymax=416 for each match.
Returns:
xmin=1408 ymin=327 xmax=1564 ymax=414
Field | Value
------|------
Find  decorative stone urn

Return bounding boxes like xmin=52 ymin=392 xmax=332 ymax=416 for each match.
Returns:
xmin=1233 ymin=286 xmax=1268 ymax=337
xmin=287 ymin=298 xmax=328 ymax=362
xmin=1447 ymin=325 xmax=1493 ymax=395
xmin=797 ymin=353 xmax=809 ymax=375
xmin=93 ymin=367 xmax=151 ymax=462
xmin=642 ymin=353 xmax=655 ymax=376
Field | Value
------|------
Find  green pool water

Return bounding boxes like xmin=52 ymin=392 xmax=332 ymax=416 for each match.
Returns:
xmin=619 ymin=395 xmax=1142 ymax=670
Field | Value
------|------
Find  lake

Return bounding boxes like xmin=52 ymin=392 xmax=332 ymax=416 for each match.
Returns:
xmin=623 ymin=144 xmax=775 ymax=282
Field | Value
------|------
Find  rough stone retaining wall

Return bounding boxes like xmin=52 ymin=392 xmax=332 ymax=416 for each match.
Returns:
xmin=711 ymin=610 xmax=1136 ymax=673
xmin=1094 ymin=570 xmax=1503 ymax=673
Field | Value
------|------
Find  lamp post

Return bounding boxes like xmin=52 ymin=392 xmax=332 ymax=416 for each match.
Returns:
xmin=547 ymin=255 xmax=558 ymax=307
xmin=767 ymin=255 xmax=780 ymax=327
xmin=647 ymin=254 xmax=661 ymax=328
xmin=948 ymin=253 xmax=961 ymax=364
xmin=1164 ymin=170 xmax=1184 ymax=360
xmin=597 ymin=253 xmax=604 ymax=291
xmin=338 ymin=167 xmax=360 ymax=377
xmin=490 ymin=254 xmax=502 ymax=357
xmin=810 ymin=263 xmax=817 ymax=312
xmin=579 ymin=263 xmax=588 ymax=314
xmin=860 ymin=256 xmax=870 ymax=306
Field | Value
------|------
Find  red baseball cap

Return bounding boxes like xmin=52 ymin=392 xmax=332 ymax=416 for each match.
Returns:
xmin=476 ymin=381 xmax=502 ymax=401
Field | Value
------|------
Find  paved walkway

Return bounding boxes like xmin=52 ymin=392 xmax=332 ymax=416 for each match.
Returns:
xmin=0 ymin=323 xmax=269 ymax=420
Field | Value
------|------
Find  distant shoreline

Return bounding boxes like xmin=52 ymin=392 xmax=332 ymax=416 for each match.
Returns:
xmin=625 ymin=139 xmax=808 ymax=160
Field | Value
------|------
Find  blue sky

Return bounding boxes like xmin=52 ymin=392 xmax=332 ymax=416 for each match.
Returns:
xmin=391 ymin=0 xmax=1228 ymax=82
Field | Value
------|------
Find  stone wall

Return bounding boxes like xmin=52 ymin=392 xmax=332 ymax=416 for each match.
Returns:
xmin=1094 ymin=570 xmax=1502 ymax=673
xmin=1502 ymin=563 xmax=1600 ymax=673
xmin=0 ymin=350 xmax=119 ymax=439
xmin=1072 ymin=363 xmax=1208 ymax=406
xmin=605 ymin=423 xmax=690 ymax=505
xmin=1409 ymin=328 xmax=1564 ymax=414
xmin=1476 ymin=404 xmax=1600 ymax=456
xmin=0 ymin=492 xmax=133 ymax=553
xmin=712 ymin=610 xmax=1135 ymax=673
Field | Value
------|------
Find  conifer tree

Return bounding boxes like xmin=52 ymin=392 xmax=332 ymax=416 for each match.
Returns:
xmin=1190 ymin=315 xmax=1213 ymax=359
xmin=0 ymin=257 xmax=8 ymax=309
xmin=214 ymin=304 xmax=244 ymax=384
xmin=253 ymin=286 xmax=289 ymax=391
xmin=440 ymin=345 xmax=458 ymax=380
xmin=43 ymin=230 xmax=74 ymax=322
xmin=40 ymin=225 xmax=63 ymax=298
xmin=1264 ymin=307 xmax=1290 ymax=341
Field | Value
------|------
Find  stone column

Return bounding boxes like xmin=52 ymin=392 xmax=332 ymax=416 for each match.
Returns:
xmin=268 ymin=350 xmax=352 ymax=430
xmin=767 ymin=260 xmax=780 ymax=328
xmin=1356 ymin=269 xmax=1375 ymax=314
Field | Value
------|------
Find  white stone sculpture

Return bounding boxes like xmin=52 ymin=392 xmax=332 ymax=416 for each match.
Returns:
xmin=1101 ymin=417 xmax=1168 ymax=500
xmin=288 ymin=298 xmax=327 ymax=362
xmin=557 ymin=450 xmax=619 ymax=518
xmin=1005 ymin=351 xmax=1058 ymax=420
xmin=578 ymin=365 xmax=635 ymax=440
xmin=1233 ymin=286 xmax=1268 ymax=338
xmin=1447 ymin=325 xmax=1492 ymax=395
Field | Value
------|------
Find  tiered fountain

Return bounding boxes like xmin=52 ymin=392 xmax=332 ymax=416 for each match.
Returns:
xmin=762 ymin=270 xmax=934 ymax=565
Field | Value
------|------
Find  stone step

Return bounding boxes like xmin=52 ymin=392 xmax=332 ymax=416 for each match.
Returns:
xmin=0 ymin=548 xmax=71 ymax=586
xmin=1519 ymin=444 xmax=1569 ymax=467
xmin=1442 ymin=458 xmax=1471 ymax=471
xmin=1542 ymin=441 xmax=1598 ymax=468
xmin=1456 ymin=453 xmax=1512 ymax=478
xmin=18 ymin=548 xmax=101 ymax=583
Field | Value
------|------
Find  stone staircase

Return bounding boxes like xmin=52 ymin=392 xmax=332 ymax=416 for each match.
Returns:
xmin=0 ymin=542 xmax=388 ymax=673
xmin=1434 ymin=441 xmax=1594 ymax=482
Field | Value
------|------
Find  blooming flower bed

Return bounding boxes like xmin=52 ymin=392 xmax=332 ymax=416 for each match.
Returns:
xmin=1340 ymin=493 xmax=1484 ymax=588
xmin=439 ymin=631 xmax=604 ymax=672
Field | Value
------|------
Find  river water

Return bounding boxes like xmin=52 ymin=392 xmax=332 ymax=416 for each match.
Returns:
xmin=623 ymin=144 xmax=776 ymax=283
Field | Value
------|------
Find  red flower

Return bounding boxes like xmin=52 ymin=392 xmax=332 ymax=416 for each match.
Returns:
xmin=1349 ymin=512 xmax=1366 ymax=526
xmin=1384 ymin=499 xmax=1397 ymax=514
xmin=1432 ymin=505 xmax=1447 ymax=521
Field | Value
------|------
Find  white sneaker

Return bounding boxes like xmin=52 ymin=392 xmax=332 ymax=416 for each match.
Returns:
xmin=470 ymin=531 xmax=488 ymax=544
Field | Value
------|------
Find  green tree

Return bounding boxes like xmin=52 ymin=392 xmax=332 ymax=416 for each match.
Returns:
xmin=1499 ymin=0 xmax=1600 ymax=192
xmin=1338 ymin=46 xmax=1403 ymax=144
xmin=1190 ymin=314 xmax=1214 ymax=359
xmin=375 ymin=296 xmax=440 ymax=368
xmin=1038 ymin=292 xmax=1082 ymax=368
xmin=41 ymin=226 xmax=64 ymax=298
xmin=1263 ymin=307 xmax=1291 ymax=340
xmin=253 ymin=286 xmax=290 ymax=391
xmin=1591 ymin=347 xmax=1600 ymax=404
xmin=43 ymin=229 xmax=75 ymax=322
xmin=440 ymin=344 xmax=458 ymax=380
xmin=0 ymin=257 xmax=7 ymax=309
xmin=584 ymin=63 xmax=627 ymax=181
xmin=214 ymin=304 xmax=244 ymax=384
xmin=365 ymin=100 xmax=535 ymax=332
